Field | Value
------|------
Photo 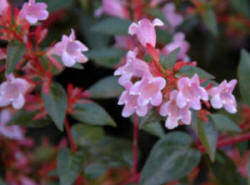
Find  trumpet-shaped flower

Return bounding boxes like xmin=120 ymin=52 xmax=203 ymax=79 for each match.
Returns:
xmin=0 ymin=109 xmax=24 ymax=140
xmin=209 ymin=79 xmax=237 ymax=113
xmin=130 ymin=74 xmax=166 ymax=106
xmin=118 ymin=82 xmax=150 ymax=117
xmin=95 ymin=0 xmax=129 ymax=19
xmin=176 ymin=74 xmax=208 ymax=110
xmin=0 ymin=74 xmax=30 ymax=109
xmin=162 ymin=3 xmax=183 ymax=31
xmin=128 ymin=18 xmax=164 ymax=47
xmin=50 ymin=29 xmax=88 ymax=67
xmin=162 ymin=32 xmax=190 ymax=60
xmin=0 ymin=0 xmax=9 ymax=15
xmin=160 ymin=90 xmax=191 ymax=129
xmin=19 ymin=0 xmax=49 ymax=24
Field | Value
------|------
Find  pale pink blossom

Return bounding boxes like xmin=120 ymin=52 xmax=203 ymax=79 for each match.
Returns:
xmin=0 ymin=49 xmax=6 ymax=60
xmin=208 ymin=79 xmax=237 ymax=113
xmin=50 ymin=29 xmax=88 ymax=67
xmin=176 ymin=74 xmax=208 ymax=110
xmin=130 ymin=74 xmax=166 ymax=106
xmin=19 ymin=176 xmax=38 ymax=185
xmin=160 ymin=90 xmax=191 ymax=129
xmin=0 ymin=109 xmax=24 ymax=140
xmin=114 ymin=50 xmax=150 ymax=85
xmin=162 ymin=3 xmax=183 ymax=31
xmin=162 ymin=32 xmax=190 ymax=60
xmin=18 ymin=0 xmax=49 ymax=24
xmin=0 ymin=74 xmax=30 ymax=109
xmin=95 ymin=0 xmax=129 ymax=19
xmin=128 ymin=18 xmax=164 ymax=47
xmin=118 ymin=82 xmax=150 ymax=117
xmin=0 ymin=0 xmax=9 ymax=15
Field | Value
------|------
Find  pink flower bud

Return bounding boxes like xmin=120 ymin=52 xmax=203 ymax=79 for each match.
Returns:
xmin=0 ymin=0 xmax=9 ymax=15
xmin=209 ymin=79 xmax=237 ymax=113
xmin=128 ymin=18 xmax=164 ymax=47
xmin=160 ymin=90 xmax=191 ymax=129
xmin=50 ymin=29 xmax=88 ymax=67
xmin=176 ymin=74 xmax=208 ymax=110
xmin=0 ymin=109 xmax=24 ymax=140
xmin=0 ymin=74 xmax=30 ymax=109
xmin=18 ymin=0 xmax=49 ymax=24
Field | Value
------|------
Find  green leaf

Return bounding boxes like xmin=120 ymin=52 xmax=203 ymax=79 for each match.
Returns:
xmin=197 ymin=119 xmax=218 ymax=161
xmin=42 ymin=83 xmax=67 ymax=131
xmin=139 ymin=110 xmax=163 ymax=128
xmin=57 ymin=148 xmax=84 ymax=185
xmin=84 ymin=163 xmax=107 ymax=180
xmin=238 ymin=49 xmax=250 ymax=105
xmin=156 ymin=29 xmax=172 ymax=44
xmin=6 ymin=41 xmax=25 ymax=74
xmin=72 ymin=124 xmax=104 ymax=146
xmin=210 ymin=114 xmax=241 ymax=133
xmin=38 ymin=0 xmax=73 ymax=12
xmin=144 ymin=8 xmax=169 ymax=25
xmin=7 ymin=110 xmax=49 ymax=128
xmin=89 ymin=76 xmax=123 ymax=99
xmin=160 ymin=48 xmax=180 ymax=70
xmin=91 ymin=18 xmax=132 ymax=35
xmin=0 ymin=178 xmax=6 ymax=185
xmin=177 ymin=65 xmax=215 ymax=79
xmin=71 ymin=102 xmax=116 ymax=127
xmin=201 ymin=8 xmax=218 ymax=36
xmin=142 ymin=122 xmax=165 ymax=138
xmin=140 ymin=132 xmax=201 ymax=185
xmin=231 ymin=0 xmax=250 ymax=19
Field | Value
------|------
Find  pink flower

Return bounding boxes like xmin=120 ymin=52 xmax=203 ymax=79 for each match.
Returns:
xmin=118 ymin=82 xmax=150 ymax=117
xmin=50 ymin=29 xmax=88 ymax=67
xmin=0 ymin=49 xmax=6 ymax=60
xmin=95 ymin=0 xmax=129 ymax=19
xmin=176 ymin=74 xmax=208 ymax=110
xmin=160 ymin=90 xmax=191 ymax=129
xmin=114 ymin=50 xmax=150 ymax=85
xmin=19 ymin=0 xmax=49 ymax=24
xmin=130 ymin=74 xmax=166 ymax=106
xmin=0 ymin=109 xmax=24 ymax=140
xmin=208 ymin=79 xmax=237 ymax=113
xmin=0 ymin=74 xmax=30 ymax=109
xmin=0 ymin=0 xmax=9 ymax=15
xmin=162 ymin=3 xmax=183 ymax=31
xmin=128 ymin=18 xmax=164 ymax=47
xmin=162 ymin=32 xmax=190 ymax=60
xmin=114 ymin=36 xmax=136 ymax=50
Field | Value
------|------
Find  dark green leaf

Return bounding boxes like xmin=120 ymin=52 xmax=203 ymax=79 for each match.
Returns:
xmin=197 ymin=119 xmax=218 ymax=161
xmin=89 ymin=76 xmax=123 ymax=99
xmin=210 ymin=113 xmax=241 ymax=133
xmin=142 ymin=122 xmax=165 ymax=138
xmin=57 ymin=148 xmax=84 ymax=185
xmin=139 ymin=110 xmax=163 ymax=128
xmin=7 ymin=110 xmax=49 ymax=128
xmin=160 ymin=48 xmax=180 ymax=70
xmin=84 ymin=163 xmax=107 ymax=180
xmin=0 ymin=178 xmax=6 ymax=185
xmin=72 ymin=102 xmax=116 ymax=127
xmin=140 ymin=132 xmax=201 ymax=185
xmin=231 ymin=0 xmax=250 ymax=19
xmin=91 ymin=18 xmax=132 ymax=35
xmin=144 ymin=8 xmax=169 ymax=25
xmin=156 ymin=29 xmax=172 ymax=44
xmin=38 ymin=0 xmax=73 ymax=12
xmin=72 ymin=124 xmax=104 ymax=146
xmin=6 ymin=41 xmax=25 ymax=74
xmin=201 ymin=8 xmax=218 ymax=36
xmin=42 ymin=83 xmax=67 ymax=131
xmin=177 ymin=65 xmax=215 ymax=79
xmin=238 ymin=49 xmax=250 ymax=105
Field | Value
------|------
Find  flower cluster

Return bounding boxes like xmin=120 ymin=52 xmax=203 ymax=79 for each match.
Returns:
xmin=114 ymin=8 xmax=237 ymax=129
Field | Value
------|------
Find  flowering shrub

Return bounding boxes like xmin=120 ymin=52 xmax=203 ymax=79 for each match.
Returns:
xmin=0 ymin=0 xmax=250 ymax=185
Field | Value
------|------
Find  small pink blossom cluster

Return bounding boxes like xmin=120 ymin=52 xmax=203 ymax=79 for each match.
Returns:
xmin=115 ymin=17 xmax=237 ymax=129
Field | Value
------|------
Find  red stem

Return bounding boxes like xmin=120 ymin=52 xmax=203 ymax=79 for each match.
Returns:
xmin=64 ymin=118 xmax=77 ymax=153
xmin=132 ymin=115 xmax=139 ymax=177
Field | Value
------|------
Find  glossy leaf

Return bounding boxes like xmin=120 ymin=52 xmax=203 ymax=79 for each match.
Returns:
xmin=72 ymin=102 xmax=116 ymax=127
xmin=91 ymin=18 xmax=132 ymax=35
xmin=57 ymin=148 xmax=84 ymax=185
xmin=38 ymin=0 xmax=73 ymax=12
xmin=142 ymin=122 xmax=165 ymax=138
xmin=202 ymin=8 xmax=218 ymax=36
xmin=210 ymin=113 xmax=241 ymax=133
xmin=177 ymin=65 xmax=215 ymax=79
xmin=6 ymin=41 xmax=25 ymax=74
xmin=89 ymin=76 xmax=123 ymax=99
xmin=238 ymin=49 xmax=250 ymax=105
xmin=42 ymin=83 xmax=67 ymax=131
xmin=197 ymin=119 xmax=218 ymax=161
xmin=160 ymin=48 xmax=180 ymax=70
xmin=140 ymin=132 xmax=201 ymax=185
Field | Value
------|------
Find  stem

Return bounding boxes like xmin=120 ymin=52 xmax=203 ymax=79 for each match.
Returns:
xmin=64 ymin=118 xmax=77 ymax=153
xmin=132 ymin=114 xmax=139 ymax=176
